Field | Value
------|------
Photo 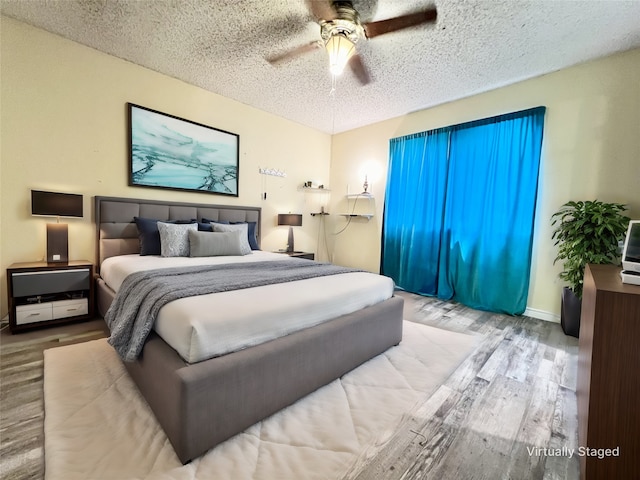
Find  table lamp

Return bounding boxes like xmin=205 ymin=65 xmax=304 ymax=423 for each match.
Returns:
xmin=31 ymin=190 xmax=83 ymax=263
xmin=277 ymin=213 xmax=302 ymax=253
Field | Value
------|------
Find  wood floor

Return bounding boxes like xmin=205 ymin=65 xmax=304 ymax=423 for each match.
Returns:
xmin=0 ymin=292 xmax=579 ymax=480
xmin=0 ymin=319 xmax=109 ymax=480
xmin=342 ymin=291 xmax=580 ymax=480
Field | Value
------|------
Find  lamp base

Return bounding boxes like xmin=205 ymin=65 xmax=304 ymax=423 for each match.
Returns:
xmin=47 ymin=223 xmax=69 ymax=264
xmin=286 ymin=226 xmax=295 ymax=253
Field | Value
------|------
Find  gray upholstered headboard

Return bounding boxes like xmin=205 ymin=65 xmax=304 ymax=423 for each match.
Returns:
xmin=94 ymin=196 xmax=261 ymax=272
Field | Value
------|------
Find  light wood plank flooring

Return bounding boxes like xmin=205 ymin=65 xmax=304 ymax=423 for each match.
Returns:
xmin=0 ymin=319 xmax=109 ymax=480
xmin=342 ymin=291 xmax=579 ymax=480
xmin=0 ymin=292 xmax=579 ymax=480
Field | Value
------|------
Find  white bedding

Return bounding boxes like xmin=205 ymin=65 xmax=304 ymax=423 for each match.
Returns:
xmin=100 ymin=251 xmax=395 ymax=363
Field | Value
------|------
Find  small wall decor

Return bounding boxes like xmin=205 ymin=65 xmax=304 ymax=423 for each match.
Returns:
xmin=128 ymin=103 xmax=239 ymax=196
xmin=259 ymin=167 xmax=287 ymax=178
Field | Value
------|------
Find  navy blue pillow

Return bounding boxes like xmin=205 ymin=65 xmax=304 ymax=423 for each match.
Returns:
xmin=134 ymin=217 xmax=195 ymax=255
xmin=191 ymin=219 xmax=214 ymax=232
xmin=232 ymin=221 xmax=260 ymax=250
xmin=201 ymin=217 xmax=230 ymax=225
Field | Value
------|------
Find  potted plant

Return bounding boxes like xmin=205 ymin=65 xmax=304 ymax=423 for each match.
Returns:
xmin=551 ymin=200 xmax=629 ymax=337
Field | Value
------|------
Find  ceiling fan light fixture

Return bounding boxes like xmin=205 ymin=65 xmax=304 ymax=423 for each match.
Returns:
xmin=325 ymin=33 xmax=355 ymax=75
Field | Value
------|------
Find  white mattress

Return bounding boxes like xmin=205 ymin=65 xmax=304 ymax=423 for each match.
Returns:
xmin=100 ymin=251 xmax=395 ymax=363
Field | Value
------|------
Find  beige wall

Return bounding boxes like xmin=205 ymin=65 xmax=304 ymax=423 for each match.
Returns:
xmin=2 ymin=16 xmax=639 ymax=321
xmin=0 ymin=17 xmax=332 ymax=317
xmin=329 ymin=47 xmax=640 ymax=319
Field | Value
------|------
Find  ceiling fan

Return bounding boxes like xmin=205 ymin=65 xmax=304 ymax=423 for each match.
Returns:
xmin=267 ymin=0 xmax=438 ymax=85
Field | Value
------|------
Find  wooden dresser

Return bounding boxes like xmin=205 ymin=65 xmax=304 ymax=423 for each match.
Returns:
xmin=577 ymin=264 xmax=640 ymax=479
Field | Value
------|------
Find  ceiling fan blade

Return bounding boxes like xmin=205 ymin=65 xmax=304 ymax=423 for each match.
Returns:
xmin=363 ymin=7 xmax=437 ymax=38
xmin=267 ymin=41 xmax=323 ymax=65
xmin=305 ymin=0 xmax=337 ymax=20
xmin=349 ymin=54 xmax=371 ymax=85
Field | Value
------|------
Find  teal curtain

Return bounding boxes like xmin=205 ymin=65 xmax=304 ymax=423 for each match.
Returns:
xmin=382 ymin=107 xmax=546 ymax=315
xmin=382 ymin=129 xmax=450 ymax=294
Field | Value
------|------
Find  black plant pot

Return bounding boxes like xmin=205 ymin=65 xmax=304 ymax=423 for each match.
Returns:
xmin=560 ymin=287 xmax=582 ymax=338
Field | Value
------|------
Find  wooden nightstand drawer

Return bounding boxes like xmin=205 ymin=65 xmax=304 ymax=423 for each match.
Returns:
xmin=53 ymin=298 xmax=88 ymax=319
xmin=12 ymin=268 xmax=90 ymax=297
xmin=15 ymin=303 xmax=54 ymax=325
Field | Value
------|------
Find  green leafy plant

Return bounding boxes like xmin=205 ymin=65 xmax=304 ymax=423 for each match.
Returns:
xmin=551 ymin=200 xmax=629 ymax=298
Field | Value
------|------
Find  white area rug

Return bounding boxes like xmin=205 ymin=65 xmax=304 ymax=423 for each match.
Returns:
xmin=44 ymin=321 xmax=478 ymax=480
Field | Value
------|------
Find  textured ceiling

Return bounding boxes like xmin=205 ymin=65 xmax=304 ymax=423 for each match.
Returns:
xmin=3 ymin=0 xmax=640 ymax=134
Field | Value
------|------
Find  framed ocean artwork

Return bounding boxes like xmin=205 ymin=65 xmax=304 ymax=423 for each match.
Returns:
xmin=128 ymin=103 xmax=239 ymax=196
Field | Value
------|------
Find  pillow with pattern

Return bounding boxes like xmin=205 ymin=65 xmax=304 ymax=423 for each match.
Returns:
xmin=134 ymin=217 xmax=195 ymax=255
xmin=158 ymin=222 xmax=197 ymax=257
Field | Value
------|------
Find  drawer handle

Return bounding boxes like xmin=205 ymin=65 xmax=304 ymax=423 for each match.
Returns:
xmin=66 ymin=308 xmax=78 ymax=312
xmin=28 ymin=313 xmax=41 ymax=317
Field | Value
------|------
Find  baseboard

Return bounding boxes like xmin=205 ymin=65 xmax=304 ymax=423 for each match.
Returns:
xmin=524 ymin=307 xmax=560 ymax=323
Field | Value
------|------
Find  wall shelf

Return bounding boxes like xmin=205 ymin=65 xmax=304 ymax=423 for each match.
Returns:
xmin=342 ymin=193 xmax=374 ymax=220
xmin=298 ymin=186 xmax=331 ymax=192
xmin=339 ymin=213 xmax=374 ymax=220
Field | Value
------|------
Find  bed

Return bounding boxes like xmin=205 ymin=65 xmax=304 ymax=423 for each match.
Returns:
xmin=94 ymin=195 xmax=404 ymax=464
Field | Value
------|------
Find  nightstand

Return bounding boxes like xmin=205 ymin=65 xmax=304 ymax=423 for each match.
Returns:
xmin=274 ymin=251 xmax=315 ymax=260
xmin=7 ymin=261 xmax=95 ymax=333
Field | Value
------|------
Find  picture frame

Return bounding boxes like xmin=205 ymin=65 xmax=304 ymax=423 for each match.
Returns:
xmin=128 ymin=103 xmax=239 ymax=196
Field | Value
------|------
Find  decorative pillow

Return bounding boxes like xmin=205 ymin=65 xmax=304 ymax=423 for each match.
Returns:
xmin=134 ymin=217 xmax=195 ymax=255
xmin=158 ymin=222 xmax=197 ymax=257
xmin=231 ymin=221 xmax=260 ymax=250
xmin=188 ymin=230 xmax=246 ymax=257
xmin=134 ymin=216 xmax=162 ymax=255
xmin=188 ymin=219 xmax=209 ymax=231
xmin=211 ymin=223 xmax=252 ymax=255
xmin=201 ymin=217 xmax=230 ymax=225
xmin=196 ymin=222 xmax=214 ymax=232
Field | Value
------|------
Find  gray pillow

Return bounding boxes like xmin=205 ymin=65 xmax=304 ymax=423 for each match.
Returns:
xmin=158 ymin=222 xmax=197 ymax=257
xmin=188 ymin=230 xmax=246 ymax=257
xmin=211 ymin=223 xmax=252 ymax=255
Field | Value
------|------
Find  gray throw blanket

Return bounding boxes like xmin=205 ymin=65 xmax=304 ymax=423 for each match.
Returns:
xmin=105 ymin=259 xmax=360 ymax=361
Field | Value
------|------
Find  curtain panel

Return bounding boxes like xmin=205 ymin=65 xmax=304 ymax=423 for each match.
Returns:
xmin=382 ymin=129 xmax=450 ymax=294
xmin=382 ymin=107 xmax=546 ymax=315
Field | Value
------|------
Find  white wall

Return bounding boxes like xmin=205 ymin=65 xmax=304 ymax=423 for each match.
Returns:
xmin=328 ymin=48 xmax=640 ymax=320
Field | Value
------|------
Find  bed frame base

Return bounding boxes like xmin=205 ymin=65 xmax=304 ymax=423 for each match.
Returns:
xmin=124 ymin=295 xmax=403 ymax=463
xmin=93 ymin=195 xmax=404 ymax=464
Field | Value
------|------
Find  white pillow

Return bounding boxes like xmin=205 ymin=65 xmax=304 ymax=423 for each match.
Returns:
xmin=189 ymin=230 xmax=246 ymax=257
xmin=211 ymin=223 xmax=252 ymax=255
xmin=157 ymin=222 xmax=197 ymax=257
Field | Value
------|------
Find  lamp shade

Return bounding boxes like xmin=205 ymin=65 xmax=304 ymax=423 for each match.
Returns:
xmin=325 ymin=33 xmax=356 ymax=75
xmin=31 ymin=190 xmax=83 ymax=217
xmin=278 ymin=213 xmax=302 ymax=227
